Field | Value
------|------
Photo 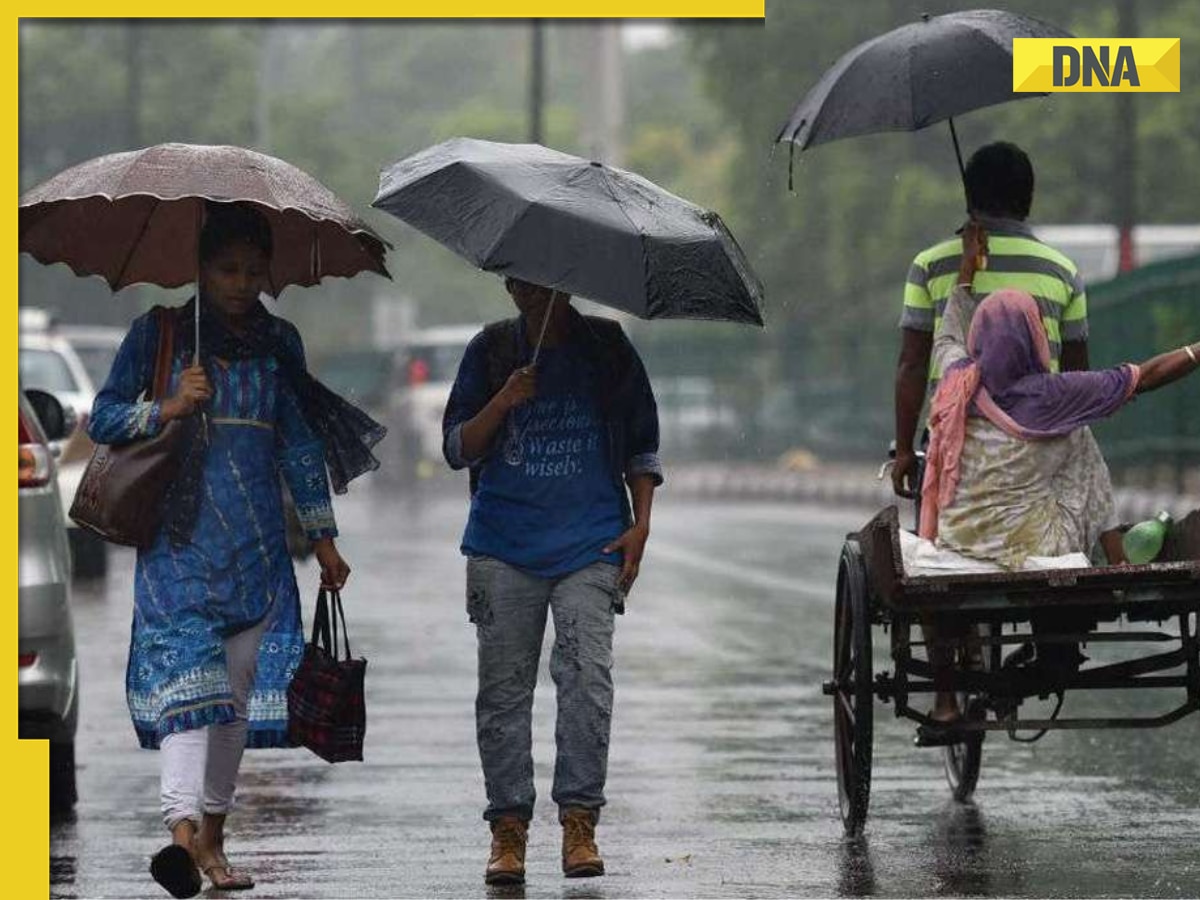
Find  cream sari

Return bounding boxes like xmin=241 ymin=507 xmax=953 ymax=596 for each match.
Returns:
xmin=929 ymin=287 xmax=1120 ymax=569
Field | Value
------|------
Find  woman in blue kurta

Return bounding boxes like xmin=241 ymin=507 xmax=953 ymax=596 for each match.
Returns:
xmin=89 ymin=202 xmax=382 ymax=896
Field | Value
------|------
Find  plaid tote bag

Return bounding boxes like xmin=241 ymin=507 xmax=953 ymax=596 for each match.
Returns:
xmin=287 ymin=588 xmax=367 ymax=762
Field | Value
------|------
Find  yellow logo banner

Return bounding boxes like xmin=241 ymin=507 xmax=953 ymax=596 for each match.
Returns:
xmin=1013 ymin=38 xmax=1180 ymax=92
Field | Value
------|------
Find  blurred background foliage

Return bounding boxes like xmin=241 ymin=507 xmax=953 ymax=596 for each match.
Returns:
xmin=18 ymin=4 xmax=1200 ymax=475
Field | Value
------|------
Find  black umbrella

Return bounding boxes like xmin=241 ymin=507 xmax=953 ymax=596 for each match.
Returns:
xmin=775 ymin=9 xmax=1074 ymax=189
xmin=372 ymin=138 xmax=764 ymax=327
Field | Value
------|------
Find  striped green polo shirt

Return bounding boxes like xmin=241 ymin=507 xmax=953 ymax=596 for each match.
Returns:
xmin=900 ymin=217 xmax=1088 ymax=381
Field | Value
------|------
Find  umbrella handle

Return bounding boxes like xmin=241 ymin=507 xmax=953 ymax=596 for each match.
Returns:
xmin=948 ymin=117 xmax=968 ymax=209
xmin=530 ymin=290 xmax=558 ymax=367
xmin=194 ymin=201 xmax=205 ymax=365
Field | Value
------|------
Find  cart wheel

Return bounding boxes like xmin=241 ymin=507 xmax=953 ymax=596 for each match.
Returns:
xmin=834 ymin=540 xmax=874 ymax=835
xmin=943 ymin=626 xmax=990 ymax=802
xmin=943 ymin=710 xmax=983 ymax=801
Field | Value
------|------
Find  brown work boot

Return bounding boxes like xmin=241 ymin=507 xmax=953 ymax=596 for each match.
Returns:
xmin=561 ymin=807 xmax=604 ymax=878
xmin=485 ymin=816 xmax=528 ymax=885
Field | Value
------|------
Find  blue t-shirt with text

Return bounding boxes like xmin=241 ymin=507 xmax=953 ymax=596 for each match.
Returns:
xmin=460 ymin=343 xmax=625 ymax=577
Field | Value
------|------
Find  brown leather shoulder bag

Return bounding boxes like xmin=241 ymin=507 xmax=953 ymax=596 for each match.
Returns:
xmin=69 ymin=307 xmax=188 ymax=548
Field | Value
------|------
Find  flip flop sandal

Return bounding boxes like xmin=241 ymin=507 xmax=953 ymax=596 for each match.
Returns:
xmin=149 ymin=844 xmax=202 ymax=899
xmin=200 ymin=857 xmax=256 ymax=891
xmin=217 ymin=851 xmax=256 ymax=890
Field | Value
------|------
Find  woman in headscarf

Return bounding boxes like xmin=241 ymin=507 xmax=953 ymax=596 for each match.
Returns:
xmin=918 ymin=221 xmax=1199 ymax=725
xmin=923 ymin=222 xmax=1199 ymax=568
xmin=89 ymin=201 xmax=385 ymax=896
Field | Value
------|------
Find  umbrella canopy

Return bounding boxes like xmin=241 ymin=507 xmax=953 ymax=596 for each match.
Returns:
xmin=20 ymin=142 xmax=391 ymax=295
xmin=775 ymin=9 xmax=1073 ymax=180
xmin=372 ymin=138 xmax=764 ymax=327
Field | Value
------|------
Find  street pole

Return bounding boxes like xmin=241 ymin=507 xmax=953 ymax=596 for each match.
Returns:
xmin=1116 ymin=0 xmax=1137 ymax=273
xmin=598 ymin=22 xmax=624 ymax=165
xmin=126 ymin=22 xmax=142 ymax=148
xmin=349 ymin=23 xmax=368 ymax=132
xmin=529 ymin=19 xmax=545 ymax=144
xmin=255 ymin=22 xmax=275 ymax=152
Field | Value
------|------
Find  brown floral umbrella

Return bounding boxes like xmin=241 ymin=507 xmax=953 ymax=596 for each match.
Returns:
xmin=20 ymin=142 xmax=391 ymax=297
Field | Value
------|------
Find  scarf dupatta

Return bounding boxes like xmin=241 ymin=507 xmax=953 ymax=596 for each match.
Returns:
xmin=162 ymin=299 xmax=386 ymax=546
xmin=919 ymin=289 xmax=1139 ymax=541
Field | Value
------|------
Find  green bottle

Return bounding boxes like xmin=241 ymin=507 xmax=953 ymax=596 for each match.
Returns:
xmin=1123 ymin=511 xmax=1173 ymax=565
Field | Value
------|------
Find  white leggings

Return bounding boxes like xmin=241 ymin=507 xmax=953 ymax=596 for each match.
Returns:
xmin=160 ymin=617 xmax=268 ymax=830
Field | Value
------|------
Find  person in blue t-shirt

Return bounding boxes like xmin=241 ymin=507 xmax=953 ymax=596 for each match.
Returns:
xmin=442 ymin=277 xmax=662 ymax=886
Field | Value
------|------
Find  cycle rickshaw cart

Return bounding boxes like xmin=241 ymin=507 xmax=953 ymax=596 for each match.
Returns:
xmin=829 ymin=505 xmax=1200 ymax=835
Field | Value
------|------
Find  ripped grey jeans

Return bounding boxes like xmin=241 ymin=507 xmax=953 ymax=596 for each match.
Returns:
xmin=466 ymin=555 xmax=620 ymax=823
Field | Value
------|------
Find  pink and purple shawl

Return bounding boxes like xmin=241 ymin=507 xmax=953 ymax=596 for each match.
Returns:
xmin=920 ymin=289 xmax=1140 ymax=540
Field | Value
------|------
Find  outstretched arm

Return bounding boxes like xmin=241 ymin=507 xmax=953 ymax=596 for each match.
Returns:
xmin=1136 ymin=341 xmax=1200 ymax=393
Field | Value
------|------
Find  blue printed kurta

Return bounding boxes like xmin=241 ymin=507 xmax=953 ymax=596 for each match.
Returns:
xmin=90 ymin=308 xmax=337 ymax=749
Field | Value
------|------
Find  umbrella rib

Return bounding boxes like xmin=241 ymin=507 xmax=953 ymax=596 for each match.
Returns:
xmin=267 ymin=244 xmax=280 ymax=297
xmin=478 ymin=166 xmax=568 ymax=266
xmin=595 ymin=166 xmax=650 ymax=312
xmin=112 ymin=197 xmax=162 ymax=289
xmin=107 ymin=148 xmax=148 ymax=203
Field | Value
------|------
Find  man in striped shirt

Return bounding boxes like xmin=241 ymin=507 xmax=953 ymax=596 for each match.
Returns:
xmin=892 ymin=142 xmax=1090 ymax=497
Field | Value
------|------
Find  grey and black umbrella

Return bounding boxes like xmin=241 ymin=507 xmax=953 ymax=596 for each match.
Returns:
xmin=775 ymin=9 xmax=1074 ymax=188
xmin=372 ymin=138 xmax=764 ymax=327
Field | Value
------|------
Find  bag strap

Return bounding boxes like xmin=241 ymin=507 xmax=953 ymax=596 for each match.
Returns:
xmin=150 ymin=307 xmax=176 ymax=401
xmin=313 ymin=588 xmax=352 ymax=660
xmin=329 ymin=589 xmax=352 ymax=660
xmin=579 ymin=314 xmax=636 ymax=418
xmin=469 ymin=319 xmax=521 ymax=498
xmin=311 ymin=588 xmax=333 ymax=651
xmin=482 ymin=318 xmax=521 ymax=399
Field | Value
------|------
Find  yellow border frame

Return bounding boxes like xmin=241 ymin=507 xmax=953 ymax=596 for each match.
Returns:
xmin=9 ymin=5 xmax=763 ymax=894
xmin=22 ymin=2 xmax=765 ymax=17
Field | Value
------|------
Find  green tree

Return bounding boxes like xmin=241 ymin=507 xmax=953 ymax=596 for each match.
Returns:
xmin=683 ymin=0 xmax=1200 ymax=458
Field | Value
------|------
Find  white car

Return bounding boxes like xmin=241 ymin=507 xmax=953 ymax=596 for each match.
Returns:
xmin=19 ymin=317 xmax=108 ymax=577
xmin=19 ymin=385 xmax=79 ymax=813
xmin=18 ymin=327 xmax=94 ymax=427
xmin=56 ymin=323 xmax=125 ymax=398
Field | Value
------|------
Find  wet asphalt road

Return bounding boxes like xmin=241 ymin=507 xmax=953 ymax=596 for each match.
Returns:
xmin=52 ymin=485 xmax=1200 ymax=899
